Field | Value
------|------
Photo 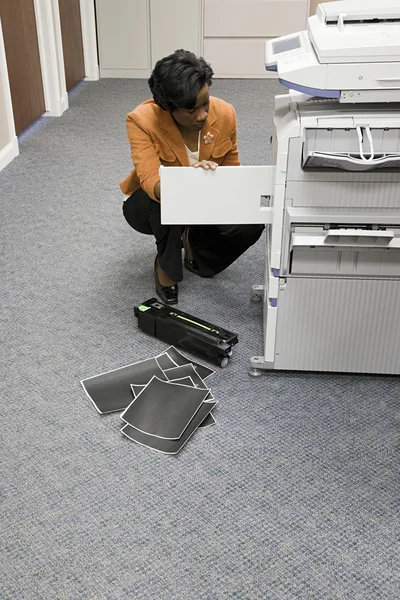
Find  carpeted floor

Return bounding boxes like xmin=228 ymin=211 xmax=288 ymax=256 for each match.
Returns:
xmin=0 ymin=78 xmax=398 ymax=599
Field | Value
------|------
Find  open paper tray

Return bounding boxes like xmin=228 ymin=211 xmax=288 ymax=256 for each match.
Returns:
xmin=130 ymin=377 xmax=216 ymax=427
xmin=121 ymin=376 xmax=210 ymax=440
xmin=156 ymin=346 xmax=215 ymax=380
xmin=80 ymin=356 xmax=169 ymax=415
xmin=121 ymin=400 xmax=218 ymax=455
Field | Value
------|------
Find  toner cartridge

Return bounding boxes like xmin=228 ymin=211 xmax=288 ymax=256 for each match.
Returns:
xmin=134 ymin=298 xmax=239 ymax=367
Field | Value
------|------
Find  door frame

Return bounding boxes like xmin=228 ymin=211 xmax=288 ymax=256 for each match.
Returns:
xmin=33 ymin=0 xmax=68 ymax=117
xmin=34 ymin=0 xmax=99 ymax=117
xmin=79 ymin=0 xmax=99 ymax=81
xmin=0 ymin=17 xmax=19 ymax=171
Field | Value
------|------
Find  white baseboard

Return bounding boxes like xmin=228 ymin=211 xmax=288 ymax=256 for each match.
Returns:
xmin=60 ymin=92 xmax=69 ymax=113
xmin=0 ymin=137 xmax=19 ymax=172
xmin=213 ymin=72 xmax=278 ymax=79
xmin=85 ymin=64 xmax=99 ymax=81
xmin=45 ymin=93 xmax=69 ymax=117
xmin=100 ymin=68 xmax=151 ymax=79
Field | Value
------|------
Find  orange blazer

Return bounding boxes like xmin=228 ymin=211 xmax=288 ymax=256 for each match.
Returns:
xmin=120 ymin=96 xmax=240 ymax=201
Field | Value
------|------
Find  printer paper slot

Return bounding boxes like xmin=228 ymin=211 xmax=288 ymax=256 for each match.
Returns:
xmin=303 ymin=151 xmax=400 ymax=171
xmin=302 ymin=127 xmax=400 ymax=171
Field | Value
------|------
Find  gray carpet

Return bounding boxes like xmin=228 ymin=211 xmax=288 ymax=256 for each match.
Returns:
xmin=1 ymin=79 xmax=399 ymax=600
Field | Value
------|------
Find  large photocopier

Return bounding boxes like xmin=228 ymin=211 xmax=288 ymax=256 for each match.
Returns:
xmin=160 ymin=0 xmax=400 ymax=375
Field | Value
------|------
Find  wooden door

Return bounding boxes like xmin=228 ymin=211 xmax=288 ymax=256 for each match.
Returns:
xmin=58 ymin=0 xmax=85 ymax=91
xmin=0 ymin=0 xmax=45 ymax=135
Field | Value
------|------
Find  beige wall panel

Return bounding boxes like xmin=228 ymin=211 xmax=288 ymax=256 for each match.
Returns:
xmin=150 ymin=0 xmax=201 ymax=66
xmin=309 ymin=0 xmax=335 ymax=16
xmin=204 ymin=37 xmax=278 ymax=78
xmin=205 ymin=0 xmax=308 ymax=37
xmin=96 ymin=0 xmax=150 ymax=74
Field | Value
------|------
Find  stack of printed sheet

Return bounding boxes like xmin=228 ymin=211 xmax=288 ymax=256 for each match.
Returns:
xmin=81 ymin=346 xmax=217 ymax=455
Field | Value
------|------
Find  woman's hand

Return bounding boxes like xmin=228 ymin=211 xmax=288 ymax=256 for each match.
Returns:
xmin=192 ymin=160 xmax=218 ymax=170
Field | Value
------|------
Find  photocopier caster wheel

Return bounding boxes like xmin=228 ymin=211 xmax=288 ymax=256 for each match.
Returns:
xmin=248 ymin=367 xmax=263 ymax=377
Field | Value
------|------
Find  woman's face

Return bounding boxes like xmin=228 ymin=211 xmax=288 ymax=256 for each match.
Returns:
xmin=172 ymin=84 xmax=210 ymax=131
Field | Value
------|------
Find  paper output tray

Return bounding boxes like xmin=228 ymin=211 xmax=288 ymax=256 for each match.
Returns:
xmin=303 ymin=152 xmax=400 ymax=171
xmin=302 ymin=126 xmax=400 ymax=171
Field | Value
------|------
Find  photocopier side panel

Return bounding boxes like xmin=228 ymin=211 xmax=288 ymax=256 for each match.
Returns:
xmin=273 ymin=277 xmax=400 ymax=374
xmin=268 ymin=104 xmax=400 ymax=374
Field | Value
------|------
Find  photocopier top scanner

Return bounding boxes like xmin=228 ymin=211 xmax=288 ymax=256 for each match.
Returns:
xmin=160 ymin=1 xmax=400 ymax=375
xmin=265 ymin=0 xmax=400 ymax=103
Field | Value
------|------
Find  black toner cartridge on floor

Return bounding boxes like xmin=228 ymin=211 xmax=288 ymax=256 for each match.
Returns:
xmin=134 ymin=298 xmax=239 ymax=367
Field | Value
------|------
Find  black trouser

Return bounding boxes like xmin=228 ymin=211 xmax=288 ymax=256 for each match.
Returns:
xmin=122 ymin=188 xmax=264 ymax=282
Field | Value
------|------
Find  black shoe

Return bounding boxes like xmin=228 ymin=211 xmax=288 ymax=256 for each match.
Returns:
xmin=184 ymin=257 xmax=215 ymax=278
xmin=184 ymin=257 xmax=200 ymax=276
xmin=183 ymin=227 xmax=201 ymax=276
xmin=154 ymin=258 xmax=178 ymax=305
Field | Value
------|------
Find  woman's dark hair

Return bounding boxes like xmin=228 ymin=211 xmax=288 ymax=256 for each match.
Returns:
xmin=148 ymin=49 xmax=213 ymax=112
